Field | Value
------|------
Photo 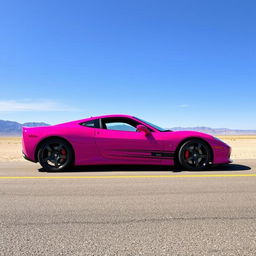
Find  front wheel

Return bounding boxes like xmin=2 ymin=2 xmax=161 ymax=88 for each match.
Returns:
xmin=178 ymin=139 xmax=212 ymax=171
xmin=38 ymin=138 xmax=73 ymax=171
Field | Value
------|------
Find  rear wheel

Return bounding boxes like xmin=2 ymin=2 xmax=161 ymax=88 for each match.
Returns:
xmin=178 ymin=139 xmax=212 ymax=171
xmin=38 ymin=138 xmax=73 ymax=171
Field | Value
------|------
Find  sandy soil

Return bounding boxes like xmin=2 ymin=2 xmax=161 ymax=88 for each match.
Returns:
xmin=0 ymin=137 xmax=25 ymax=162
xmin=0 ymin=136 xmax=255 ymax=162
xmin=217 ymin=135 xmax=256 ymax=159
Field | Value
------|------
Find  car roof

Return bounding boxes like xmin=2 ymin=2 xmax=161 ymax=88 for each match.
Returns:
xmin=81 ymin=114 xmax=134 ymax=121
xmin=94 ymin=114 xmax=133 ymax=119
xmin=56 ymin=114 xmax=161 ymax=132
xmin=60 ymin=114 xmax=134 ymax=125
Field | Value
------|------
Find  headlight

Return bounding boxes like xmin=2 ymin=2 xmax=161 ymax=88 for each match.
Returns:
xmin=213 ymin=137 xmax=229 ymax=147
xmin=213 ymin=136 xmax=223 ymax=142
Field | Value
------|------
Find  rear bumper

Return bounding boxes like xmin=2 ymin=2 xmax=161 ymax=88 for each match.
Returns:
xmin=22 ymin=151 xmax=36 ymax=163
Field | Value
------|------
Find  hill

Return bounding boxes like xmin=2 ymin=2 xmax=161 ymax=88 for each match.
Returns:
xmin=171 ymin=126 xmax=256 ymax=135
xmin=0 ymin=120 xmax=255 ymax=136
xmin=0 ymin=120 xmax=50 ymax=136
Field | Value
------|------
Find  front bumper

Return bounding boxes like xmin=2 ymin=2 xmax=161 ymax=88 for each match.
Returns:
xmin=212 ymin=143 xmax=232 ymax=165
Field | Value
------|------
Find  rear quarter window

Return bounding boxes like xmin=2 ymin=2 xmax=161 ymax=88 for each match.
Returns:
xmin=80 ymin=119 xmax=99 ymax=128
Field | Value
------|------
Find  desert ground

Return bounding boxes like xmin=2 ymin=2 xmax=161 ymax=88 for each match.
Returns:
xmin=0 ymin=136 xmax=255 ymax=162
xmin=1 ymin=138 xmax=256 ymax=255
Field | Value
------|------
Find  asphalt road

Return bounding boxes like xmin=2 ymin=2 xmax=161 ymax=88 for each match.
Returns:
xmin=0 ymin=160 xmax=256 ymax=256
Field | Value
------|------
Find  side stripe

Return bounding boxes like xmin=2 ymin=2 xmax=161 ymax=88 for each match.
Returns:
xmin=109 ymin=154 xmax=174 ymax=160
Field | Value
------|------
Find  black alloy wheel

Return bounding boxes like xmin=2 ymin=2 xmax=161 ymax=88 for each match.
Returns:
xmin=178 ymin=139 xmax=212 ymax=171
xmin=38 ymin=138 xmax=73 ymax=171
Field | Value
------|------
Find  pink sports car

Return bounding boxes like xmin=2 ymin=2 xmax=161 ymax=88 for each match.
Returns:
xmin=22 ymin=114 xmax=231 ymax=171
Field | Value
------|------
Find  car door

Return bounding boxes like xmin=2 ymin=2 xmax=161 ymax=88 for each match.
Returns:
xmin=94 ymin=118 xmax=166 ymax=164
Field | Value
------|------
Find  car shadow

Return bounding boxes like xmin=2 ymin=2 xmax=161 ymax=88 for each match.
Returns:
xmin=196 ymin=163 xmax=251 ymax=172
xmin=38 ymin=163 xmax=251 ymax=173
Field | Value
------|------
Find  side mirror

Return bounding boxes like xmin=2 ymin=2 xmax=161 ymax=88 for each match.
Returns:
xmin=136 ymin=125 xmax=151 ymax=135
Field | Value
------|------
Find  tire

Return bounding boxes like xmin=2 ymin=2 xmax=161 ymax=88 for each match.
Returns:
xmin=37 ymin=138 xmax=73 ymax=172
xmin=178 ymin=139 xmax=212 ymax=171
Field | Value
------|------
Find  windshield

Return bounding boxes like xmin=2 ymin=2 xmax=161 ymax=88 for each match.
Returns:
xmin=134 ymin=117 xmax=170 ymax=132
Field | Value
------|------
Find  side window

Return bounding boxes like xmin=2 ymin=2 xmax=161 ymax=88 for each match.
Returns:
xmin=101 ymin=118 xmax=139 ymax=132
xmin=105 ymin=122 xmax=137 ymax=132
xmin=80 ymin=119 xmax=99 ymax=128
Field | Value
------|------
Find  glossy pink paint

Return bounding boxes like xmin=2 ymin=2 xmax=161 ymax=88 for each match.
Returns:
xmin=22 ymin=114 xmax=231 ymax=166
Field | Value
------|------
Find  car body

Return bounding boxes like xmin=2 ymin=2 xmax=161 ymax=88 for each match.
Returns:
xmin=22 ymin=114 xmax=231 ymax=171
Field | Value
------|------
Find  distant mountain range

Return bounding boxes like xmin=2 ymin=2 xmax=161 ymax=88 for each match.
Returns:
xmin=0 ymin=120 xmax=256 ymax=136
xmin=171 ymin=127 xmax=256 ymax=135
xmin=0 ymin=120 xmax=50 ymax=136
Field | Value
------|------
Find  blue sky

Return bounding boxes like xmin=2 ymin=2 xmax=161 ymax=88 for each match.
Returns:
xmin=0 ymin=0 xmax=255 ymax=129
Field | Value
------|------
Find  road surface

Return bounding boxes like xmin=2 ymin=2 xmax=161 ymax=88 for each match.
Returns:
xmin=0 ymin=160 xmax=255 ymax=255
